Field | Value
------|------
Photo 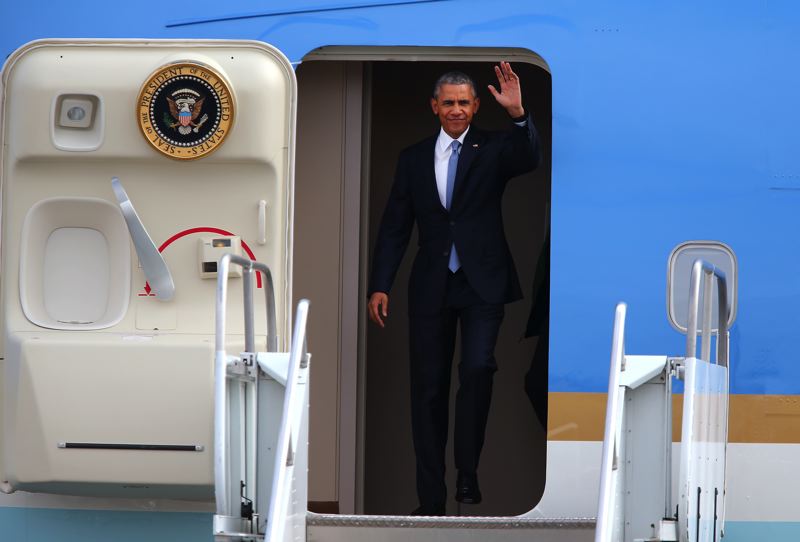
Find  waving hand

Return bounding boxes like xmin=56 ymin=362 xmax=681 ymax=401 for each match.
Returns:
xmin=488 ymin=61 xmax=525 ymax=118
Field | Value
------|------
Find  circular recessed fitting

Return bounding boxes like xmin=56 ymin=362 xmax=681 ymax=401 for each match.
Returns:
xmin=137 ymin=61 xmax=234 ymax=160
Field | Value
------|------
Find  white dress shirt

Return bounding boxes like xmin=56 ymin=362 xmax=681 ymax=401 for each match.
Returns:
xmin=434 ymin=126 xmax=469 ymax=209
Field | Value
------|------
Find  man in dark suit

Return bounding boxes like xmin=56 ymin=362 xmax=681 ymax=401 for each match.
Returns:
xmin=368 ymin=62 xmax=540 ymax=515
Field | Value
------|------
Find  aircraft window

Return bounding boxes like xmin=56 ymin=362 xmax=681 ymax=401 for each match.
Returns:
xmin=667 ymin=241 xmax=737 ymax=332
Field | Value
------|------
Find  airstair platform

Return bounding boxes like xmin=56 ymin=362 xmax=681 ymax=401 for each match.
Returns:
xmin=212 ymin=256 xmax=733 ymax=542
xmin=595 ymin=260 xmax=732 ymax=542
xmin=307 ymin=513 xmax=594 ymax=542
xmin=213 ymin=254 xmax=597 ymax=542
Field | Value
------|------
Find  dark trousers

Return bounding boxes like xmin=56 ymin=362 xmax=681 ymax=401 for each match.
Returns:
xmin=408 ymin=270 xmax=504 ymax=507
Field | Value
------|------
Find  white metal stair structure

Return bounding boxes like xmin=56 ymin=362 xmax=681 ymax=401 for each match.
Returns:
xmin=212 ymin=252 xmax=594 ymax=542
xmin=595 ymin=260 xmax=731 ymax=542
xmin=213 ymin=252 xmax=311 ymax=542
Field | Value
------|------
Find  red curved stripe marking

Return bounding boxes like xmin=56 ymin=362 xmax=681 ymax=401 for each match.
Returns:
xmin=142 ymin=226 xmax=262 ymax=291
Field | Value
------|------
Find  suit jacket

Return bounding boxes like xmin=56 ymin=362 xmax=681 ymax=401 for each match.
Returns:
xmin=369 ymin=117 xmax=541 ymax=315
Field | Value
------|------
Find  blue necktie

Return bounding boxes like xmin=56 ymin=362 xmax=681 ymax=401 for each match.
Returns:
xmin=446 ymin=140 xmax=461 ymax=272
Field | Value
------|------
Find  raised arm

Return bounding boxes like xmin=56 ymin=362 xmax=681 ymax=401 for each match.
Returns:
xmin=490 ymin=62 xmax=541 ymax=178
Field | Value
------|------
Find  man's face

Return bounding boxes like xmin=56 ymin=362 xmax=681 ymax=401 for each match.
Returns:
xmin=430 ymin=83 xmax=480 ymax=139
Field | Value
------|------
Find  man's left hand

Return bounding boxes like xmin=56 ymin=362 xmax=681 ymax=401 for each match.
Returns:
xmin=488 ymin=61 xmax=525 ymax=118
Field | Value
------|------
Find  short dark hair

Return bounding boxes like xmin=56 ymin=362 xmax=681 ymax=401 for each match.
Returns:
xmin=432 ymin=71 xmax=477 ymax=99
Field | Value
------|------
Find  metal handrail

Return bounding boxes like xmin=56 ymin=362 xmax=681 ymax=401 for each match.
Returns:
xmin=685 ymin=260 xmax=730 ymax=367
xmin=214 ymin=253 xmax=278 ymax=519
xmin=111 ymin=177 xmax=175 ymax=300
xmin=215 ymin=253 xmax=278 ymax=356
xmin=595 ymin=302 xmax=627 ymax=542
xmin=265 ymin=299 xmax=310 ymax=542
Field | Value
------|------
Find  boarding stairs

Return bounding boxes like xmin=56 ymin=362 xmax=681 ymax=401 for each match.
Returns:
xmin=212 ymin=254 xmax=594 ymax=542
xmin=211 ymin=257 xmax=730 ymax=542
xmin=595 ymin=260 xmax=732 ymax=542
xmin=212 ymin=253 xmax=311 ymax=541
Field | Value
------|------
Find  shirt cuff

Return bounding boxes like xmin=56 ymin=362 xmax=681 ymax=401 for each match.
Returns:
xmin=511 ymin=113 xmax=528 ymax=126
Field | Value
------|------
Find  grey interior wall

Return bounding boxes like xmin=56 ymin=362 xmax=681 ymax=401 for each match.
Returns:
xmin=364 ymin=60 xmax=552 ymax=516
xmin=294 ymin=61 xmax=349 ymax=505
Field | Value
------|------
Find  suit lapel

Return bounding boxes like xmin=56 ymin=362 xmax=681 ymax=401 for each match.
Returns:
xmin=420 ymin=136 xmax=445 ymax=212
xmin=451 ymin=127 xmax=484 ymax=211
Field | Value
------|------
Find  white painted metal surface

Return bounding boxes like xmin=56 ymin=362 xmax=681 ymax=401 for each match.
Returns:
xmin=1 ymin=40 xmax=297 ymax=500
xmin=678 ymin=357 xmax=728 ymax=542
xmin=18 ymin=197 xmax=131 ymax=330
xmin=623 ymin=370 xmax=669 ymax=541
xmin=265 ymin=300 xmax=310 ymax=542
xmin=596 ymin=303 xmax=627 ymax=542
xmin=257 ymin=353 xmax=290 ymax=387
xmin=619 ymin=356 xmax=668 ymax=389
xmin=596 ymin=302 xmax=677 ymax=542
xmin=43 ymin=227 xmax=110 ymax=323
xmin=111 ymin=177 xmax=175 ymax=301
xmin=596 ymin=304 xmax=672 ymax=542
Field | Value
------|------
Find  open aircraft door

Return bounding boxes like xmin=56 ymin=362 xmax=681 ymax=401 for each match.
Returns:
xmin=0 ymin=40 xmax=296 ymax=500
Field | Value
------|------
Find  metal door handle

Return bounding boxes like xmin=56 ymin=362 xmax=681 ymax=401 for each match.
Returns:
xmin=111 ymin=177 xmax=175 ymax=301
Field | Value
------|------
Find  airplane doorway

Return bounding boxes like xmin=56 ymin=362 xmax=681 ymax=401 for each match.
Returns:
xmin=293 ymin=50 xmax=551 ymax=517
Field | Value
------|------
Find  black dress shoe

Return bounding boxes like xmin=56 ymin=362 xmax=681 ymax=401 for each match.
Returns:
xmin=455 ymin=472 xmax=482 ymax=504
xmin=411 ymin=504 xmax=446 ymax=516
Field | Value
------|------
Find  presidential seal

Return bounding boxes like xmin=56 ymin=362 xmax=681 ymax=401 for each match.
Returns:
xmin=137 ymin=62 xmax=234 ymax=160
